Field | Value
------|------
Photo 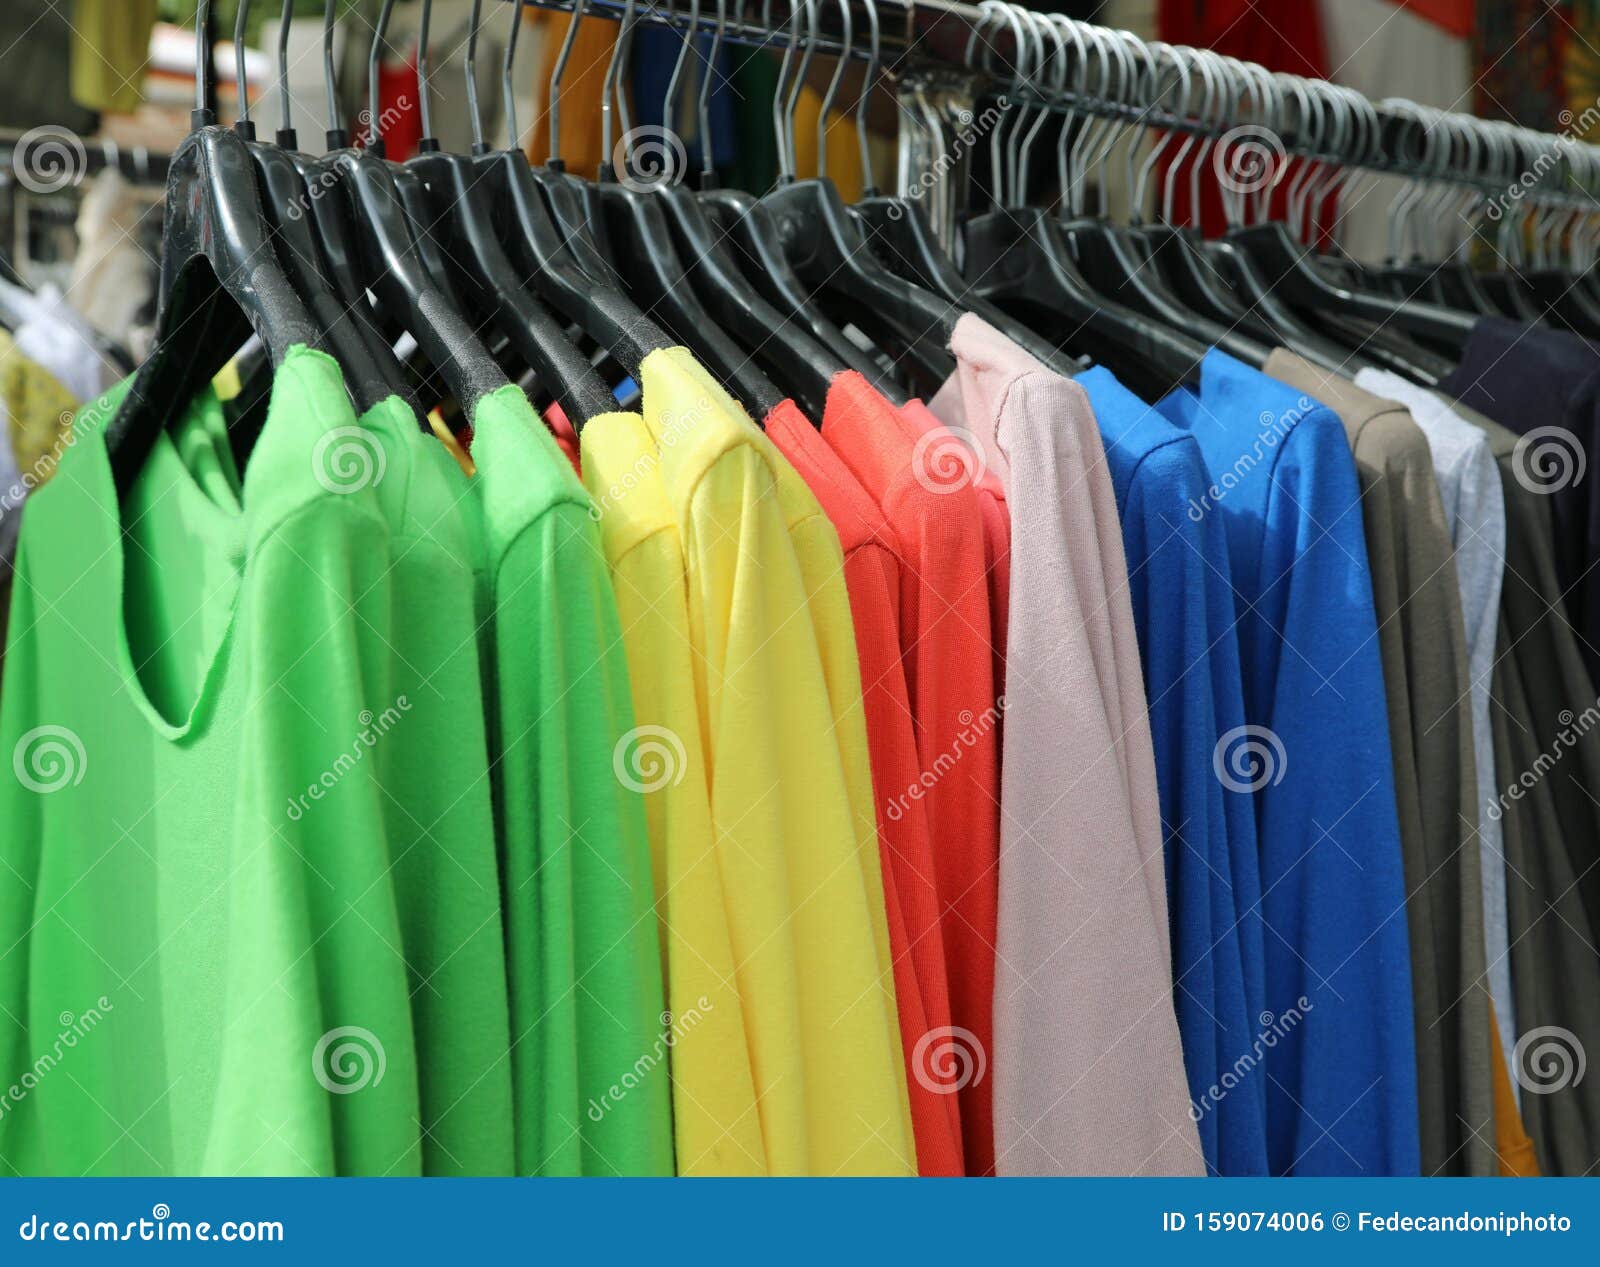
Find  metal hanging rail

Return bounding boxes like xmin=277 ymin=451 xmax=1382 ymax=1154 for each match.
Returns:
xmin=492 ymin=0 xmax=1600 ymax=207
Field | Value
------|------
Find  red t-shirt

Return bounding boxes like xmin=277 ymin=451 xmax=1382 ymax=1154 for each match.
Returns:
xmin=818 ymin=372 xmax=1002 ymax=1176
xmin=766 ymin=401 xmax=965 ymax=1177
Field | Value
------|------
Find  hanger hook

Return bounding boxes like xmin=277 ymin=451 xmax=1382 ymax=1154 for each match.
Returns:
xmin=772 ymin=0 xmax=804 ymax=181
xmin=663 ymin=0 xmax=701 ymax=169
xmin=601 ymin=0 xmax=639 ymax=178
xmin=548 ymin=0 xmax=588 ymax=167
xmin=817 ymin=0 xmax=854 ymax=179
xmin=785 ymin=0 xmax=822 ymax=182
xmin=855 ymin=0 xmax=881 ymax=194
xmin=698 ymin=0 xmax=729 ymax=186
xmin=322 ymin=0 xmax=343 ymax=143
xmin=464 ymin=0 xmax=488 ymax=153
xmin=504 ymin=0 xmax=528 ymax=154
xmin=234 ymin=0 xmax=254 ymax=135
xmin=276 ymin=0 xmax=297 ymax=142
xmin=369 ymin=0 xmax=397 ymax=156
xmin=415 ymin=0 xmax=437 ymax=147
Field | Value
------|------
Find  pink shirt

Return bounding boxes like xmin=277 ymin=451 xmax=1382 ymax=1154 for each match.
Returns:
xmin=934 ymin=314 xmax=1200 ymax=1176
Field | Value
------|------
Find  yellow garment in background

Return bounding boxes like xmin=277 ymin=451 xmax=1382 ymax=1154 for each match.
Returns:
xmin=526 ymin=8 xmax=619 ymax=178
xmin=791 ymin=84 xmax=893 ymax=201
xmin=638 ymin=347 xmax=914 ymax=1176
xmin=0 ymin=332 xmax=78 ymax=485
xmin=71 ymin=0 xmax=159 ymax=115
xmin=1490 ymin=1012 xmax=1541 ymax=1176
xmin=580 ymin=410 xmax=766 ymax=1177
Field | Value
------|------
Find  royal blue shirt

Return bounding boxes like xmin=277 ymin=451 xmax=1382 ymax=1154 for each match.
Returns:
xmin=1155 ymin=350 xmax=1421 ymax=1177
xmin=1077 ymin=365 xmax=1268 ymax=1176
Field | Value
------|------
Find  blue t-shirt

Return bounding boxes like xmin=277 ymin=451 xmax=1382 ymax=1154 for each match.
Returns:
xmin=1078 ymin=365 xmax=1268 ymax=1176
xmin=1155 ymin=350 xmax=1421 ymax=1177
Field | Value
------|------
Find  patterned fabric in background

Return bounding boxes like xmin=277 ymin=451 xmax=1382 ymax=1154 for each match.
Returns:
xmin=1475 ymin=0 xmax=1570 ymax=130
xmin=1564 ymin=0 xmax=1600 ymax=140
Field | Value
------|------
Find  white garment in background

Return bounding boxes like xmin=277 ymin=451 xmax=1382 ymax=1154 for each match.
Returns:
xmin=1322 ymin=0 xmax=1471 ymax=264
xmin=0 ymin=279 xmax=118 ymax=404
xmin=1354 ymin=366 xmax=1517 ymax=1097
xmin=66 ymin=168 xmax=156 ymax=355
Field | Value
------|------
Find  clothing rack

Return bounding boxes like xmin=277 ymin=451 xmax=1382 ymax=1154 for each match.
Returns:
xmin=498 ymin=0 xmax=1600 ymax=204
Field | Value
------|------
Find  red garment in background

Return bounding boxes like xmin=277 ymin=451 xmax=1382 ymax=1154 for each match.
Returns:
xmin=353 ymin=51 xmax=422 ymax=160
xmin=766 ymin=400 xmax=967 ymax=1177
xmin=1157 ymin=1 xmax=1331 ymax=239
xmin=1392 ymin=0 xmax=1475 ymax=40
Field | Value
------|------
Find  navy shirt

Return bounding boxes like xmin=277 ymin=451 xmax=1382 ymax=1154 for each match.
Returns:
xmin=1155 ymin=350 xmax=1421 ymax=1177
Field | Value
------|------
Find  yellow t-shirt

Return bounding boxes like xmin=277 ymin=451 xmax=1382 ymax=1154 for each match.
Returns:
xmin=580 ymin=409 xmax=766 ymax=1176
xmin=636 ymin=348 xmax=914 ymax=1176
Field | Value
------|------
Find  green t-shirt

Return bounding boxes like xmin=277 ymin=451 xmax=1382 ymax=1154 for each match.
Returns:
xmin=451 ymin=385 xmax=672 ymax=1176
xmin=0 ymin=349 xmax=420 ymax=1174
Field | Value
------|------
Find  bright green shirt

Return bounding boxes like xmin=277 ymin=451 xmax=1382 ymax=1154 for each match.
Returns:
xmin=0 ymin=349 xmax=420 ymax=1175
xmin=451 ymin=385 xmax=672 ymax=1176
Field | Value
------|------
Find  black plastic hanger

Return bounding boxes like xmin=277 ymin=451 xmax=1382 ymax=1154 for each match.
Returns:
xmin=851 ymin=6 xmax=1083 ymax=377
xmin=958 ymin=9 xmax=1204 ymax=397
xmin=278 ymin=0 xmax=421 ymax=405
xmin=239 ymin=0 xmax=392 ymax=413
xmin=589 ymin=0 xmax=785 ymax=418
xmin=753 ymin=0 xmax=957 ymax=394
xmin=694 ymin=0 xmax=900 ymax=397
xmin=404 ymin=0 xmax=615 ymax=425
xmin=645 ymin=0 xmax=842 ymax=418
xmin=324 ymin=0 xmax=508 ymax=419
xmin=103 ymin=1 xmax=322 ymax=493
xmin=1053 ymin=23 xmax=1273 ymax=370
